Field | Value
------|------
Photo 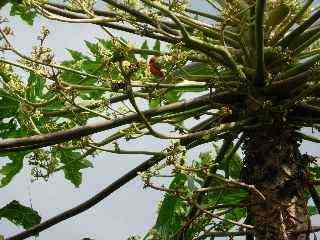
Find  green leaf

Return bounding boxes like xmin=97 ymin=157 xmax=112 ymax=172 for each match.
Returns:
xmin=0 ymin=152 xmax=25 ymax=187
xmin=59 ymin=150 xmax=93 ymax=187
xmin=26 ymin=73 xmax=45 ymax=102
xmin=149 ymin=97 xmax=161 ymax=108
xmin=310 ymin=166 xmax=320 ymax=179
xmin=10 ymin=0 xmax=37 ymax=25
xmin=308 ymin=205 xmax=318 ymax=216
xmin=0 ymin=93 xmax=19 ymax=119
xmin=153 ymin=174 xmax=187 ymax=238
xmin=0 ymin=200 xmax=41 ymax=229
xmin=174 ymin=62 xmax=218 ymax=77
xmin=219 ymin=144 xmax=242 ymax=179
xmin=206 ymin=188 xmax=248 ymax=206
xmin=140 ymin=40 xmax=149 ymax=60
xmin=85 ymin=40 xmax=100 ymax=57
xmin=165 ymin=89 xmax=181 ymax=103
xmin=67 ymin=49 xmax=91 ymax=61
xmin=215 ymin=207 xmax=246 ymax=231
xmin=153 ymin=39 xmax=161 ymax=52
xmin=98 ymin=38 xmax=113 ymax=50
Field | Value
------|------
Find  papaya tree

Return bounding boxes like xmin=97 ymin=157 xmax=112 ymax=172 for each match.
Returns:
xmin=1 ymin=0 xmax=320 ymax=239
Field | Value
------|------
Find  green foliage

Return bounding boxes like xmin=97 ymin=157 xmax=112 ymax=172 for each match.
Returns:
xmin=153 ymin=40 xmax=161 ymax=52
xmin=140 ymin=40 xmax=149 ymax=60
xmin=9 ymin=0 xmax=37 ymax=25
xmin=308 ymin=205 xmax=318 ymax=216
xmin=152 ymin=174 xmax=188 ymax=239
xmin=145 ymin=144 xmax=247 ymax=239
xmin=0 ymin=91 xmax=19 ymax=119
xmin=56 ymin=149 xmax=93 ymax=187
xmin=26 ymin=73 xmax=45 ymax=102
xmin=215 ymin=207 xmax=246 ymax=231
xmin=0 ymin=200 xmax=41 ymax=229
xmin=219 ymin=143 xmax=242 ymax=179
xmin=0 ymin=152 xmax=24 ymax=187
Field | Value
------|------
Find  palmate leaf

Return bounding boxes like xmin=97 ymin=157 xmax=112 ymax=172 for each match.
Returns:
xmin=61 ymin=49 xmax=105 ymax=99
xmin=57 ymin=149 xmax=93 ymax=187
xmin=0 ymin=200 xmax=41 ymax=229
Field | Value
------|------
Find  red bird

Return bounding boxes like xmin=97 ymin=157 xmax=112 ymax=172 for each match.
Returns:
xmin=148 ymin=56 xmax=164 ymax=80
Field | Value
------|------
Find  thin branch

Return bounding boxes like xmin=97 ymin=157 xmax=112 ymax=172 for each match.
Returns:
xmin=193 ymin=202 xmax=254 ymax=229
xmin=89 ymin=144 xmax=160 ymax=155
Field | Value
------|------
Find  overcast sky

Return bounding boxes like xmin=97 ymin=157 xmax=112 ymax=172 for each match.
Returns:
xmin=0 ymin=2 xmax=320 ymax=240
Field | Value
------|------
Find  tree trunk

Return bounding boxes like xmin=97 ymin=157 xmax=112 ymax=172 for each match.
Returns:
xmin=242 ymin=126 xmax=310 ymax=240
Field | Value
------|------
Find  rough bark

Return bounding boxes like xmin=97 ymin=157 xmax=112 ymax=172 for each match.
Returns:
xmin=242 ymin=125 xmax=310 ymax=240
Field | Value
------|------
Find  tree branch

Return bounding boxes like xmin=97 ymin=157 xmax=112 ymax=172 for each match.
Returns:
xmin=0 ymin=91 xmax=244 ymax=152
